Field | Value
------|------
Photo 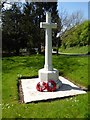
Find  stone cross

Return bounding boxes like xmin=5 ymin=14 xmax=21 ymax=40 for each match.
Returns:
xmin=40 ymin=12 xmax=57 ymax=71
xmin=39 ymin=12 xmax=62 ymax=89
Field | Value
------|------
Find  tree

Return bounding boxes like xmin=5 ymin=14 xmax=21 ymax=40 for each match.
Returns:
xmin=61 ymin=10 xmax=84 ymax=32
xmin=58 ymin=9 xmax=84 ymax=49
xmin=35 ymin=2 xmax=61 ymax=52
xmin=2 ymin=3 xmax=27 ymax=55
xmin=61 ymin=20 xmax=89 ymax=48
xmin=2 ymin=2 xmax=60 ymax=55
xmin=23 ymin=2 xmax=60 ymax=53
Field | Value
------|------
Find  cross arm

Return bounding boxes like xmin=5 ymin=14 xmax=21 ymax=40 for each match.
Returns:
xmin=40 ymin=22 xmax=57 ymax=29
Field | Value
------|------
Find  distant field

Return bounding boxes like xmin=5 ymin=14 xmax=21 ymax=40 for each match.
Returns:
xmin=2 ymin=54 xmax=89 ymax=118
xmin=59 ymin=46 xmax=88 ymax=54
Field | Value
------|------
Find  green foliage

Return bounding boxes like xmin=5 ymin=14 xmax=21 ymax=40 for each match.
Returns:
xmin=61 ymin=21 xmax=89 ymax=48
xmin=2 ymin=2 xmax=60 ymax=55
xmin=2 ymin=55 xmax=88 ymax=118
xmin=2 ymin=3 xmax=27 ymax=55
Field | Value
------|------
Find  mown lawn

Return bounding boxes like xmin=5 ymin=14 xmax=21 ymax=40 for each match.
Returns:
xmin=59 ymin=46 xmax=88 ymax=54
xmin=2 ymin=54 xmax=89 ymax=118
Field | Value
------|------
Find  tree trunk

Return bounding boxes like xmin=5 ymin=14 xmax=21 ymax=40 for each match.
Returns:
xmin=38 ymin=44 xmax=41 ymax=54
xmin=15 ymin=48 xmax=19 ymax=56
xmin=56 ymin=48 xmax=58 ymax=55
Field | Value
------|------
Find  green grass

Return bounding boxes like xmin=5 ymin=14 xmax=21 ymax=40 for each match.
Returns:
xmin=2 ymin=94 xmax=89 ymax=118
xmin=2 ymin=55 xmax=89 ymax=118
xmin=53 ymin=55 xmax=88 ymax=87
xmin=59 ymin=46 xmax=88 ymax=54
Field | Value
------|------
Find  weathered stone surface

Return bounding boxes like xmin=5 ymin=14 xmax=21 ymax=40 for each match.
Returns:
xmin=39 ymin=68 xmax=62 ymax=89
xmin=39 ymin=12 xmax=61 ymax=89
xmin=21 ymin=76 xmax=86 ymax=103
xmin=39 ymin=68 xmax=59 ymax=82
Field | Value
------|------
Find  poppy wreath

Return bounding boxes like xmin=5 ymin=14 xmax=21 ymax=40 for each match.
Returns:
xmin=47 ymin=80 xmax=56 ymax=92
xmin=36 ymin=82 xmax=47 ymax=92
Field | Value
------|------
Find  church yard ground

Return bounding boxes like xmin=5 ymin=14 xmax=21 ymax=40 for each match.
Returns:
xmin=59 ymin=46 xmax=89 ymax=54
xmin=2 ymin=53 xmax=89 ymax=118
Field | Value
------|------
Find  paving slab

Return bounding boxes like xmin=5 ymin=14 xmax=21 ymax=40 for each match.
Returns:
xmin=20 ymin=76 xmax=86 ymax=103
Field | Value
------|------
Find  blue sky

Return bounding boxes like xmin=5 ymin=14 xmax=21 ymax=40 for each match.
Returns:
xmin=57 ymin=2 xmax=88 ymax=20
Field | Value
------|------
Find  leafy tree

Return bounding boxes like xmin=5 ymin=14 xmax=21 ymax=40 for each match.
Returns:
xmin=2 ymin=2 xmax=60 ymax=55
xmin=22 ymin=2 xmax=60 ymax=53
xmin=35 ymin=2 xmax=61 ymax=52
xmin=79 ymin=21 xmax=88 ymax=46
xmin=2 ymin=3 xmax=27 ymax=55
xmin=61 ymin=20 xmax=89 ymax=48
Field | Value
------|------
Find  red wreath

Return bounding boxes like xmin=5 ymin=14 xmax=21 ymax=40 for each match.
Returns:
xmin=47 ymin=80 xmax=56 ymax=92
xmin=36 ymin=82 xmax=47 ymax=92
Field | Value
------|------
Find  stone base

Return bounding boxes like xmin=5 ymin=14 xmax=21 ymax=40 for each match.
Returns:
xmin=20 ymin=76 xmax=86 ymax=103
xmin=38 ymin=68 xmax=61 ymax=89
xmin=55 ymin=79 xmax=62 ymax=90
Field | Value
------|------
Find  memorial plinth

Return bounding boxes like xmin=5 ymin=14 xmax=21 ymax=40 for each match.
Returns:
xmin=18 ymin=12 xmax=86 ymax=103
xmin=39 ymin=12 xmax=62 ymax=90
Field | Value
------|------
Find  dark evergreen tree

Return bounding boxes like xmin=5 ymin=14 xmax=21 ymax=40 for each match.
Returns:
xmin=2 ymin=2 xmax=61 ymax=55
xmin=27 ymin=2 xmax=60 ymax=52
xmin=2 ymin=3 xmax=27 ymax=55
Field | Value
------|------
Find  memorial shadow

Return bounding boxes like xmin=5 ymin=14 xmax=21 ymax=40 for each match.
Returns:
xmin=57 ymin=83 xmax=83 ymax=91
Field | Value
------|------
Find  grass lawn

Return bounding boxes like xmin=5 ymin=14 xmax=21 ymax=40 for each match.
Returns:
xmin=59 ymin=46 xmax=88 ymax=54
xmin=2 ymin=54 xmax=89 ymax=118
